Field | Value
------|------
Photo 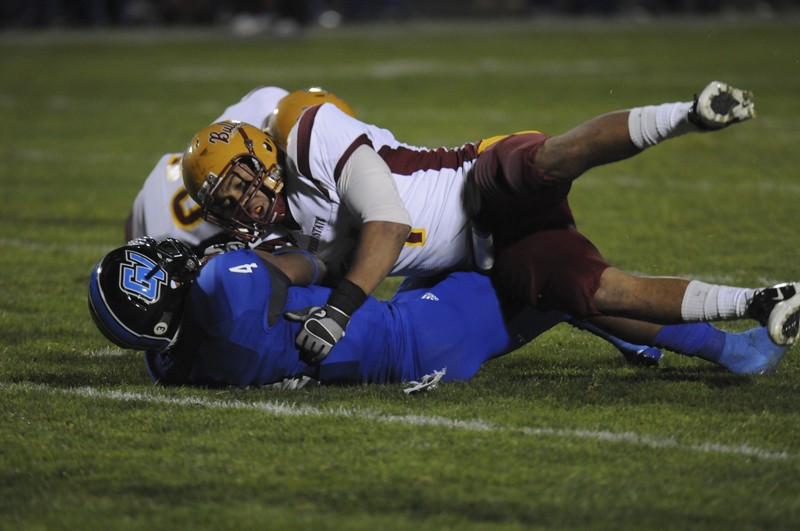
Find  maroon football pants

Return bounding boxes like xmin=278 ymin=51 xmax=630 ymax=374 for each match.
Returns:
xmin=472 ymin=132 xmax=610 ymax=317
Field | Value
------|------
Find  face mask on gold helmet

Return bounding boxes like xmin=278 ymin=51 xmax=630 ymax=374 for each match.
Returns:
xmin=181 ymin=121 xmax=286 ymax=243
xmin=265 ymin=87 xmax=355 ymax=150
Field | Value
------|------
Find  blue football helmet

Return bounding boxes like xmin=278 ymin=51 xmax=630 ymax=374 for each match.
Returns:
xmin=88 ymin=237 xmax=200 ymax=352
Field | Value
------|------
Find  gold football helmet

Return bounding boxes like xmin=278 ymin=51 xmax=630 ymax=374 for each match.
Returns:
xmin=265 ymin=87 xmax=355 ymax=150
xmin=181 ymin=121 xmax=286 ymax=242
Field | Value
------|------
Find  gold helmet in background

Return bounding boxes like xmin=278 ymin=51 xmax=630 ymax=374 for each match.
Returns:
xmin=265 ymin=87 xmax=355 ymax=150
xmin=181 ymin=121 xmax=286 ymax=242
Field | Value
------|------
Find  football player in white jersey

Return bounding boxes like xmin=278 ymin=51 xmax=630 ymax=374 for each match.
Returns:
xmin=126 ymin=87 xmax=661 ymax=366
xmin=125 ymin=85 xmax=290 ymax=250
xmin=180 ymin=81 xmax=800 ymax=363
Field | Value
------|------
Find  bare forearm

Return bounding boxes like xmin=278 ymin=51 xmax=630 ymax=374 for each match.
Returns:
xmin=344 ymin=220 xmax=410 ymax=296
xmin=254 ymin=248 xmax=327 ymax=286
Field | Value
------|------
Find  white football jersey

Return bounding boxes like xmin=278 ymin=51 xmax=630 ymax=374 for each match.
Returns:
xmin=129 ymin=86 xmax=289 ymax=246
xmin=284 ymin=103 xmax=480 ymax=279
xmin=128 ymin=153 xmax=221 ymax=247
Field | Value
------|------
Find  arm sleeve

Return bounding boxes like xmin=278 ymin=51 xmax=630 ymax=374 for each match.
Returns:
xmin=336 ymin=144 xmax=411 ymax=226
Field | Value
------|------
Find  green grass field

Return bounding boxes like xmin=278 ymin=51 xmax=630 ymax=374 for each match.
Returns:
xmin=2 ymin=16 xmax=800 ymax=530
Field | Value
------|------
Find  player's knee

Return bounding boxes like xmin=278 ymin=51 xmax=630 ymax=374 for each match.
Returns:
xmin=544 ymin=273 xmax=599 ymax=318
xmin=536 ymin=138 xmax=584 ymax=182
xmin=593 ymin=268 xmax=645 ymax=313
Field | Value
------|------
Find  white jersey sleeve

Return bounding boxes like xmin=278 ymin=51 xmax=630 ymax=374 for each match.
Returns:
xmin=337 ymin=144 xmax=411 ymax=226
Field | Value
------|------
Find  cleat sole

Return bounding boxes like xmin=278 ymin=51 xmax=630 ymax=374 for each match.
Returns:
xmin=767 ymin=293 xmax=800 ymax=346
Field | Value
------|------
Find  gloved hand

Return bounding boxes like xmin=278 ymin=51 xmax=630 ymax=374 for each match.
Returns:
xmin=284 ymin=304 xmax=350 ymax=364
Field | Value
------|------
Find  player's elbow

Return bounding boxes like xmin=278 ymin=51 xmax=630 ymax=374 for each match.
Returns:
xmin=394 ymin=222 xmax=412 ymax=246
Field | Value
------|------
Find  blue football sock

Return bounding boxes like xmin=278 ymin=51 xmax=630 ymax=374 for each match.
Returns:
xmin=653 ymin=323 xmax=726 ymax=363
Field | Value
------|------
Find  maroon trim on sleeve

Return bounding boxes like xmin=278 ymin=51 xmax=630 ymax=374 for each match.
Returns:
xmin=332 ymin=134 xmax=374 ymax=183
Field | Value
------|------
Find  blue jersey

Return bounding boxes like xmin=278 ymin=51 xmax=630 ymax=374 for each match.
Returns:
xmin=146 ymin=249 xmax=563 ymax=387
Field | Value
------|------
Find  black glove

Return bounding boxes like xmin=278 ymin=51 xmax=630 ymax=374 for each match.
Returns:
xmin=284 ymin=304 xmax=351 ymax=365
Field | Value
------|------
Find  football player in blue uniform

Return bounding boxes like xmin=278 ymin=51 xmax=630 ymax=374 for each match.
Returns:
xmin=87 ymin=238 xmax=789 ymax=388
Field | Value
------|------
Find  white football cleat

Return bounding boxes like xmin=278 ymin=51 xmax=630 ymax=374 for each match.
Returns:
xmin=689 ymin=81 xmax=755 ymax=130
xmin=767 ymin=291 xmax=800 ymax=347
xmin=747 ymin=282 xmax=800 ymax=346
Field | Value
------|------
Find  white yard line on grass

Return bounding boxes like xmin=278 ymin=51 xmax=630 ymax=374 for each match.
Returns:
xmin=162 ymin=58 xmax=634 ymax=84
xmin=0 ymin=238 xmax=113 ymax=254
xmin=3 ymin=381 xmax=793 ymax=462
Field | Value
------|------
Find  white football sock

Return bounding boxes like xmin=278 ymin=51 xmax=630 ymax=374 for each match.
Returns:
xmin=680 ymin=280 xmax=756 ymax=321
xmin=628 ymin=101 xmax=696 ymax=149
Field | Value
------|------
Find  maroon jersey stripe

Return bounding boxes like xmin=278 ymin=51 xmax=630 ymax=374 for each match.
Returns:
xmin=377 ymin=143 xmax=480 ymax=176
